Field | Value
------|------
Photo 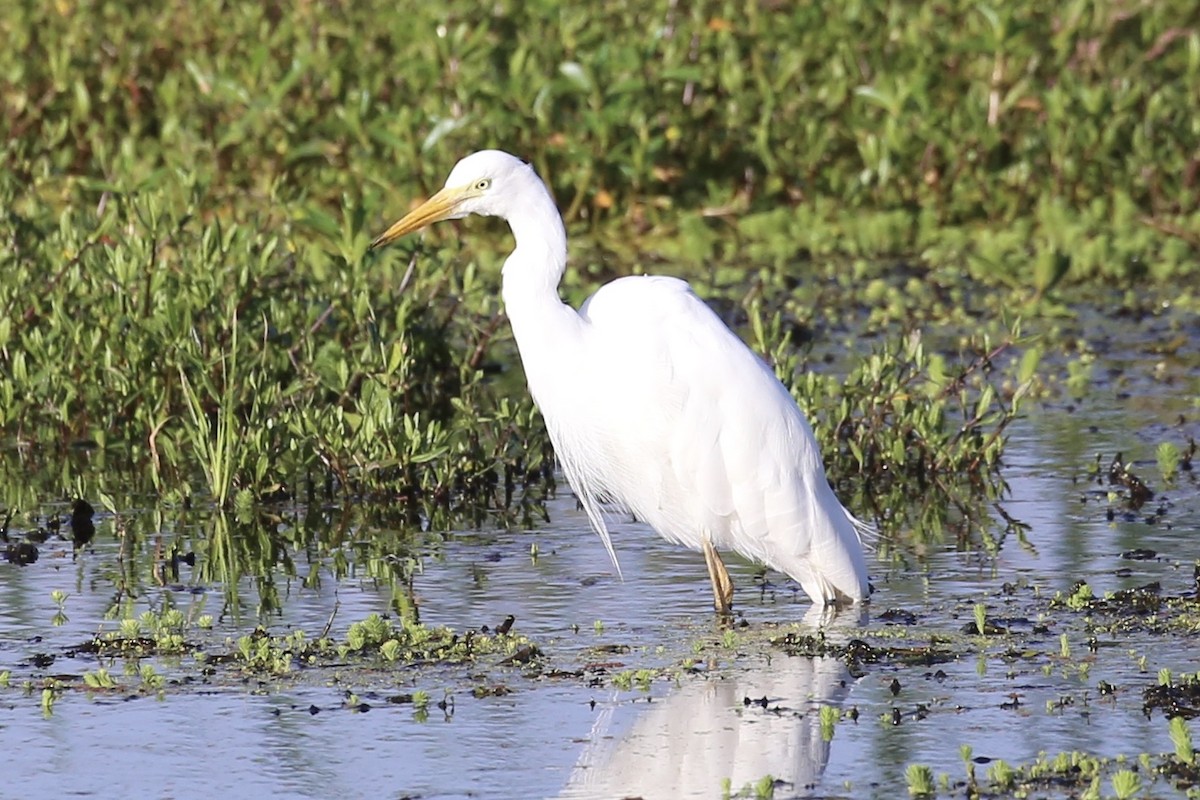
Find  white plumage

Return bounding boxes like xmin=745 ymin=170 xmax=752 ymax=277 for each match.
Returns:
xmin=371 ymin=150 xmax=870 ymax=608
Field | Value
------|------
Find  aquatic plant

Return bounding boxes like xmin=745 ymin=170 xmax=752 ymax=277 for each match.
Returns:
xmin=50 ymin=590 xmax=68 ymax=627
xmin=755 ymin=309 xmax=1035 ymax=545
xmin=237 ymin=630 xmax=306 ymax=674
xmin=988 ymin=759 xmax=1015 ymax=790
xmin=82 ymin=668 xmax=117 ymax=690
xmin=176 ymin=310 xmax=242 ymax=508
xmin=960 ymin=744 xmax=977 ymax=789
xmin=905 ymin=763 xmax=935 ymax=797
xmin=1171 ymin=717 xmax=1195 ymax=765
xmin=1111 ymin=768 xmax=1141 ymax=799
xmin=1058 ymin=582 xmax=1095 ymax=611
xmin=1157 ymin=442 xmax=1182 ymax=484
xmin=139 ymin=665 xmax=164 ymax=690
xmin=819 ymin=705 xmax=840 ymax=742
xmin=380 ymin=639 xmax=402 ymax=662
xmin=40 ymin=687 xmax=57 ymax=718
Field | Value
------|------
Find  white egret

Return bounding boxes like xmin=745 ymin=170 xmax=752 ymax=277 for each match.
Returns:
xmin=370 ymin=150 xmax=870 ymax=611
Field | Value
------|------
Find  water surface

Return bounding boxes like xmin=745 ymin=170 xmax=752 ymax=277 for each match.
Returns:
xmin=1 ymin=307 xmax=1198 ymax=799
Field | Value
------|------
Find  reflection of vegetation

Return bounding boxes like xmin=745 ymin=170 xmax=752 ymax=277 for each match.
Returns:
xmin=194 ymin=509 xmax=435 ymax=619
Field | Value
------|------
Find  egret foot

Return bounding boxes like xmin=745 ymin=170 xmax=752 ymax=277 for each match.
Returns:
xmin=703 ymin=539 xmax=735 ymax=613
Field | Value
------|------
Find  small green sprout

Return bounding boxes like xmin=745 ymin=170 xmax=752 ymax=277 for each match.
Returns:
xmin=50 ymin=590 xmax=69 ymax=626
xmin=1157 ymin=442 xmax=1181 ymax=482
xmin=905 ymin=763 xmax=934 ymax=796
xmin=1110 ymin=768 xmax=1140 ymax=799
xmin=139 ymin=664 xmax=164 ymax=688
xmin=1171 ymin=716 xmax=1195 ymax=765
xmin=988 ymin=760 xmax=1014 ymax=789
xmin=819 ymin=705 xmax=839 ymax=742
xmin=83 ymin=668 xmax=116 ymax=689
xmin=1066 ymin=583 xmax=1094 ymax=610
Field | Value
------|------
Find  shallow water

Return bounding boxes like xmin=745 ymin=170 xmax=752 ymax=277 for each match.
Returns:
xmin=1 ymin=310 xmax=1198 ymax=799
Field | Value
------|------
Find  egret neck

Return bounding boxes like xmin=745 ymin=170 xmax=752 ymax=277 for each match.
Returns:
xmin=497 ymin=170 xmax=581 ymax=406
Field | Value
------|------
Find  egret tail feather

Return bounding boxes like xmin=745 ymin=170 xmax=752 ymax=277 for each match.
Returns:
xmin=848 ymin=513 xmax=879 ymax=553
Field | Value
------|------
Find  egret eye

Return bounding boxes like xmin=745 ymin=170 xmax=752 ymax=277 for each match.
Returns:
xmin=474 ymin=178 xmax=491 ymax=191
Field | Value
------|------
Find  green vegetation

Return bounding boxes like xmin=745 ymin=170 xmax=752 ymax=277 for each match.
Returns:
xmin=1171 ymin=717 xmax=1195 ymax=766
xmin=905 ymin=763 xmax=935 ymax=797
xmin=0 ymin=5 xmax=1197 ymax=791
xmin=1 ymin=0 xmax=1194 ymax=536
xmin=3 ymin=0 xmax=1196 ymax=288
xmin=819 ymin=705 xmax=840 ymax=742
xmin=755 ymin=311 xmax=1034 ymax=546
xmin=1111 ymin=769 xmax=1141 ymax=800
xmin=23 ymin=606 xmax=538 ymax=716
xmin=1157 ymin=442 xmax=1183 ymax=484
xmin=86 ymin=606 xmax=537 ymax=675
xmin=723 ymin=775 xmax=777 ymax=800
xmin=50 ymin=590 xmax=69 ymax=627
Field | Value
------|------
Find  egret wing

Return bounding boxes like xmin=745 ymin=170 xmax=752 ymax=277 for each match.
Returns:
xmin=573 ymin=275 xmax=869 ymax=602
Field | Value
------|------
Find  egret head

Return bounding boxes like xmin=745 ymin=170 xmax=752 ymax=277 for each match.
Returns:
xmin=370 ymin=150 xmax=534 ymax=249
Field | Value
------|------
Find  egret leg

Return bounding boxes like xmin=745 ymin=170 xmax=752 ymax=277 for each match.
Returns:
xmin=702 ymin=538 xmax=735 ymax=613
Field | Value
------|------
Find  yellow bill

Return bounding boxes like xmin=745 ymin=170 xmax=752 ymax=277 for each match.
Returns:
xmin=369 ymin=186 xmax=468 ymax=250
